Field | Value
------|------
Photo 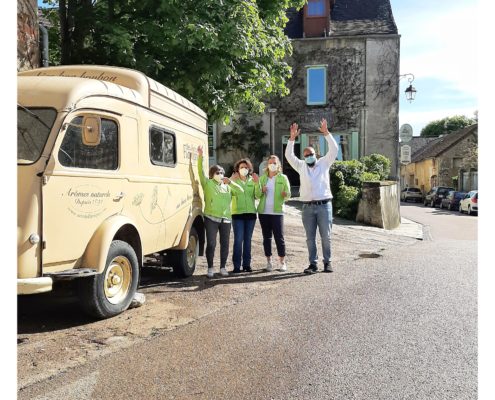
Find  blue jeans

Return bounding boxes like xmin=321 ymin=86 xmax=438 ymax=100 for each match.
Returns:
xmin=232 ymin=218 xmax=257 ymax=270
xmin=301 ymin=202 xmax=333 ymax=265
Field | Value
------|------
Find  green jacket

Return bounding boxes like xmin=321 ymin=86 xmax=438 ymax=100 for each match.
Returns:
xmin=198 ymin=155 xmax=243 ymax=219
xmin=257 ymin=172 xmax=291 ymax=214
xmin=231 ymin=176 xmax=262 ymax=215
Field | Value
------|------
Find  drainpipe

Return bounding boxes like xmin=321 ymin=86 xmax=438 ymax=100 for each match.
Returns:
xmin=268 ymin=108 xmax=277 ymax=155
xmin=361 ymin=39 xmax=368 ymax=158
xmin=39 ymin=24 xmax=49 ymax=67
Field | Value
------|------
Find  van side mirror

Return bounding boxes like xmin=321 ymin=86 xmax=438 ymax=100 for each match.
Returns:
xmin=81 ymin=116 xmax=101 ymax=146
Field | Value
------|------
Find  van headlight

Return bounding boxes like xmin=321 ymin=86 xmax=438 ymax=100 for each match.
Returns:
xmin=29 ymin=234 xmax=40 ymax=244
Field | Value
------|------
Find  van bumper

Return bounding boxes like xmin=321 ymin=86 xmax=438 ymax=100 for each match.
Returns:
xmin=17 ymin=277 xmax=53 ymax=295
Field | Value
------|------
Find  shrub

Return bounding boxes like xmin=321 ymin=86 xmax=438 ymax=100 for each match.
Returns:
xmin=359 ymin=154 xmax=391 ymax=180
xmin=329 ymin=154 xmax=392 ymax=220
xmin=333 ymin=185 xmax=360 ymax=220
xmin=330 ymin=160 xmax=365 ymax=194
xmin=360 ymin=171 xmax=381 ymax=182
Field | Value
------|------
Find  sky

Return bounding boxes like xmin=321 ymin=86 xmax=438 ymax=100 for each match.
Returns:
xmin=389 ymin=0 xmax=478 ymax=136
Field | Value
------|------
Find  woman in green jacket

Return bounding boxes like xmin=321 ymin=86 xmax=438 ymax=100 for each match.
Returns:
xmin=197 ymin=146 xmax=243 ymax=278
xmin=257 ymin=155 xmax=291 ymax=272
xmin=230 ymin=158 xmax=261 ymax=273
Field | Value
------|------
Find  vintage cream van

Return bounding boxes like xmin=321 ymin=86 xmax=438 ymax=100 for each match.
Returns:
xmin=18 ymin=65 xmax=207 ymax=318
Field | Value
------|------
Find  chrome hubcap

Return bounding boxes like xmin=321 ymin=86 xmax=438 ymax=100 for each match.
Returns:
xmin=104 ymin=256 xmax=132 ymax=305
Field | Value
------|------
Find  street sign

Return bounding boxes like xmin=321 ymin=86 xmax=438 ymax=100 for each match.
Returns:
xmin=399 ymin=124 xmax=413 ymax=142
xmin=400 ymin=144 xmax=411 ymax=164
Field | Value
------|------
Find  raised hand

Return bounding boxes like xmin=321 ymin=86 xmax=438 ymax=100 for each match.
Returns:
xmin=222 ymin=177 xmax=231 ymax=185
xmin=289 ymin=123 xmax=300 ymax=140
xmin=319 ymin=119 xmax=330 ymax=136
xmin=252 ymin=172 xmax=259 ymax=183
xmin=197 ymin=145 xmax=203 ymax=156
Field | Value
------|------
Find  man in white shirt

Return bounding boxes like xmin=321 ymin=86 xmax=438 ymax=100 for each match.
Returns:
xmin=284 ymin=118 xmax=339 ymax=274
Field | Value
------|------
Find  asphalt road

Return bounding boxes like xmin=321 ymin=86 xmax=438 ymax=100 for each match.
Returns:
xmin=399 ymin=201 xmax=478 ymax=241
xmin=18 ymin=203 xmax=478 ymax=400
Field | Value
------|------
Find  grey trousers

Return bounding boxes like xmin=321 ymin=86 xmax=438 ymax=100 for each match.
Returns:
xmin=204 ymin=218 xmax=231 ymax=269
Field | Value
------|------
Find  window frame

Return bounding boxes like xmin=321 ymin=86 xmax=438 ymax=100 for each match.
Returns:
xmin=149 ymin=125 xmax=177 ymax=168
xmin=306 ymin=0 xmax=327 ymax=17
xmin=57 ymin=114 xmax=120 ymax=171
xmin=306 ymin=65 xmax=328 ymax=106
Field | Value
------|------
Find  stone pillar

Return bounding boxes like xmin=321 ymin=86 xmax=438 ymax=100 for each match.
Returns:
xmin=356 ymin=181 xmax=400 ymax=230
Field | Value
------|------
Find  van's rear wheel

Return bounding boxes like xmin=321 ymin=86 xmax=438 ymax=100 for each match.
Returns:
xmin=78 ymin=240 xmax=139 ymax=319
xmin=168 ymin=227 xmax=199 ymax=278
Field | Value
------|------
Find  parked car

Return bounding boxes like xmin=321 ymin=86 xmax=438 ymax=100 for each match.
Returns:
xmin=459 ymin=190 xmax=478 ymax=215
xmin=400 ymin=187 xmax=423 ymax=202
xmin=440 ymin=190 xmax=466 ymax=210
xmin=423 ymin=186 xmax=455 ymax=207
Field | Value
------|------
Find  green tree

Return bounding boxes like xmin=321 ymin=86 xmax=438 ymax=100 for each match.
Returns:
xmin=420 ymin=115 xmax=475 ymax=137
xmin=41 ymin=0 xmax=305 ymax=122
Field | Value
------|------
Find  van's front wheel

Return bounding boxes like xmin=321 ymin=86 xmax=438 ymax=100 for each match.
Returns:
xmin=168 ymin=227 xmax=199 ymax=278
xmin=78 ymin=240 xmax=139 ymax=319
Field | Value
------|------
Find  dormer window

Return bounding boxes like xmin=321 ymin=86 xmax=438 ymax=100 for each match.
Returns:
xmin=307 ymin=0 xmax=326 ymax=16
xmin=303 ymin=0 xmax=329 ymax=37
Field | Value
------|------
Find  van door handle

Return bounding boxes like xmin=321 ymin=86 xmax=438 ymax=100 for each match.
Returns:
xmin=114 ymin=192 xmax=125 ymax=201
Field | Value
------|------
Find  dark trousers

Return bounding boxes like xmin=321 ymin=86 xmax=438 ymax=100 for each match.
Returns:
xmin=204 ymin=218 xmax=231 ymax=269
xmin=258 ymin=214 xmax=286 ymax=258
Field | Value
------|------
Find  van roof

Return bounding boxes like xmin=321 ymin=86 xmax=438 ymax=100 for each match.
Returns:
xmin=18 ymin=65 xmax=207 ymax=120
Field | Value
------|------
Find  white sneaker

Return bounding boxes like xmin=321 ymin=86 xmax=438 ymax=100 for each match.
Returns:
xmin=265 ymin=260 xmax=273 ymax=272
xmin=279 ymin=261 xmax=287 ymax=272
xmin=220 ymin=268 xmax=229 ymax=277
xmin=207 ymin=268 xmax=214 ymax=278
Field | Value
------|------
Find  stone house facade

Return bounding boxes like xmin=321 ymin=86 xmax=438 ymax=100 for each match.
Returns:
xmin=400 ymin=124 xmax=478 ymax=194
xmin=210 ymin=0 xmax=400 ymax=186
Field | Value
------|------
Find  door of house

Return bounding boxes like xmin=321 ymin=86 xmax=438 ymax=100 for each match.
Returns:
xmin=282 ymin=135 xmax=301 ymax=187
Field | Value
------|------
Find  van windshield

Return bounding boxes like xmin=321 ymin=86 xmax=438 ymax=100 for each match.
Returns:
xmin=17 ymin=106 xmax=57 ymax=164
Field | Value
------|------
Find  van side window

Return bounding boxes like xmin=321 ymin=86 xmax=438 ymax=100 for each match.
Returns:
xmin=58 ymin=116 xmax=118 ymax=170
xmin=149 ymin=126 xmax=176 ymax=166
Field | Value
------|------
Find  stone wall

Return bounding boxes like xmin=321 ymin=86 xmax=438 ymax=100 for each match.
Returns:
xmin=17 ymin=0 xmax=39 ymax=71
xmin=363 ymin=38 xmax=400 ymax=178
xmin=214 ymin=31 xmax=400 ymax=178
xmin=356 ymin=181 xmax=400 ymax=230
xmin=437 ymin=133 xmax=477 ymax=187
xmin=273 ymin=37 xmax=366 ymax=142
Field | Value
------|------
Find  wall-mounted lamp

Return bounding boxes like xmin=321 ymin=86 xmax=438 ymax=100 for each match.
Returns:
xmin=399 ymin=73 xmax=417 ymax=102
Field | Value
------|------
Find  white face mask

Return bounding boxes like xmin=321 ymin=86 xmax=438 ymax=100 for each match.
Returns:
xmin=213 ymin=174 xmax=224 ymax=183
xmin=268 ymin=164 xmax=278 ymax=172
xmin=239 ymin=168 xmax=249 ymax=177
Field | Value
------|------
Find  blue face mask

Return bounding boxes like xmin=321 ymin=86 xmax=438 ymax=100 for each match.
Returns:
xmin=304 ymin=155 xmax=316 ymax=164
